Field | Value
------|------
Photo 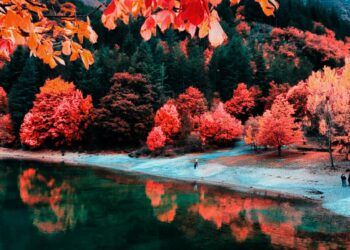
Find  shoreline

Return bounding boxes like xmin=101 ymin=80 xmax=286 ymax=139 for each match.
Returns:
xmin=0 ymin=144 xmax=349 ymax=217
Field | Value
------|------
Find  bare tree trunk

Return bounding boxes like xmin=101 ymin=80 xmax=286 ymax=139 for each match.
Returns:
xmin=328 ymin=134 xmax=335 ymax=168
xmin=277 ymin=145 xmax=282 ymax=157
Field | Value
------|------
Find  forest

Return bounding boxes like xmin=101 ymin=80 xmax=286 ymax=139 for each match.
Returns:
xmin=0 ymin=0 xmax=349 ymax=168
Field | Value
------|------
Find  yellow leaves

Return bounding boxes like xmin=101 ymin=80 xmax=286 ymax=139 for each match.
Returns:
xmin=0 ymin=1 xmax=96 ymax=69
xmin=255 ymin=0 xmax=279 ymax=16
xmin=80 ymin=49 xmax=94 ymax=70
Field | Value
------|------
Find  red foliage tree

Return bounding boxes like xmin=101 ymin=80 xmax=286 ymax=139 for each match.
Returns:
xmin=147 ymin=126 xmax=167 ymax=151
xmin=200 ymin=102 xmax=243 ymax=144
xmin=286 ymin=81 xmax=310 ymax=122
xmin=244 ymin=116 xmax=260 ymax=150
xmin=154 ymin=102 xmax=181 ymax=141
xmin=0 ymin=114 xmax=15 ymax=146
xmin=176 ymin=87 xmax=208 ymax=131
xmin=268 ymin=27 xmax=349 ymax=67
xmin=262 ymin=81 xmax=290 ymax=110
xmin=20 ymin=77 xmax=93 ymax=148
xmin=93 ymin=73 xmax=154 ymax=145
xmin=0 ymin=87 xmax=15 ymax=145
xmin=257 ymin=95 xmax=302 ymax=156
xmin=0 ymin=87 xmax=8 ymax=114
xmin=224 ymin=83 xmax=259 ymax=121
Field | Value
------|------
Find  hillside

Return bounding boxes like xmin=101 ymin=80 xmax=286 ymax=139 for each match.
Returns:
xmin=320 ymin=0 xmax=350 ymax=21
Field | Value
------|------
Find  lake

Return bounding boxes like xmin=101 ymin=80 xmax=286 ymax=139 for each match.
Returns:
xmin=0 ymin=159 xmax=349 ymax=249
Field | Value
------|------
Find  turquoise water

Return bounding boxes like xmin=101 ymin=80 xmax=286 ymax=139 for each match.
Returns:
xmin=0 ymin=160 xmax=349 ymax=249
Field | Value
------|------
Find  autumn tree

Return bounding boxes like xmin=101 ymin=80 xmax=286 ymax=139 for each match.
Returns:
xmin=176 ymin=87 xmax=208 ymax=131
xmin=244 ymin=116 xmax=260 ymax=151
xmin=0 ymin=87 xmax=15 ymax=145
xmin=224 ymin=83 xmax=260 ymax=121
xmin=20 ymin=77 xmax=93 ymax=148
xmin=286 ymin=81 xmax=310 ymax=122
xmin=306 ymin=64 xmax=350 ymax=166
xmin=93 ymin=73 xmax=154 ymax=146
xmin=257 ymin=95 xmax=302 ymax=156
xmin=147 ymin=126 xmax=167 ymax=151
xmin=200 ymin=102 xmax=243 ymax=145
xmin=262 ymin=81 xmax=290 ymax=110
xmin=154 ymin=102 xmax=181 ymax=141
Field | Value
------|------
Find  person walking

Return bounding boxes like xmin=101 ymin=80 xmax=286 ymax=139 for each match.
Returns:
xmin=194 ymin=159 xmax=198 ymax=169
xmin=341 ymin=174 xmax=347 ymax=187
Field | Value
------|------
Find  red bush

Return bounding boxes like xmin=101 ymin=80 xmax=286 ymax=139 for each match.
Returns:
xmin=200 ymin=102 xmax=243 ymax=144
xmin=20 ymin=77 xmax=93 ymax=148
xmin=147 ymin=126 xmax=167 ymax=151
xmin=154 ymin=102 xmax=181 ymax=140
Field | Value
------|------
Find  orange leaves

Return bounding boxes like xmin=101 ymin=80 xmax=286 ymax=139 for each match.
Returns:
xmin=1 ymin=1 xmax=96 ymax=69
xmin=102 ymin=0 xmax=278 ymax=47
xmin=80 ymin=49 xmax=94 ymax=70
xmin=255 ymin=0 xmax=279 ymax=16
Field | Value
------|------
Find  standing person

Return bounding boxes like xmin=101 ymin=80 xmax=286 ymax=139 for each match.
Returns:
xmin=341 ymin=174 xmax=347 ymax=187
xmin=194 ymin=159 xmax=198 ymax=169
xmin=348 ymin=173 xmax=350 ymax=186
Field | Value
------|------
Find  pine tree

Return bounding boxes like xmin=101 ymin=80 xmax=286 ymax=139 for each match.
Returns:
xmin=0 ymin=46 xmax=28 ymax=91
xmin=209 ymin=34 xmax=252 ymax=101
xmin=8 ymin=57 xmax=40 ymax=133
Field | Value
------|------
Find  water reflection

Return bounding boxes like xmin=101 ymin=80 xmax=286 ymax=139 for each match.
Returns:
xmin=0 ymin=160 xmax=346 ymax=249
xmin=145 ymin=180 xmax=178 ymax=223
xmin=189 ymin=186 xmax=303 ymax=246
xmin=144 ymin=181 xmax=350 ymax=249
xmin=19 ymin=168 xmax=87 ymax=234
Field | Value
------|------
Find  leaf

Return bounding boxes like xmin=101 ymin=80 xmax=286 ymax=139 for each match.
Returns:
xmin=255 ymin=0 xmax=279 ymax=16
xmin=80 ymin=49 xmax=94 ymax=70
xmin=62 ymin=40 xmax=71 ymax=56
xmin=140 ymin=16 xmax=156 ymax=40
xmin=208 ymin=11 xmax=227 ymax=47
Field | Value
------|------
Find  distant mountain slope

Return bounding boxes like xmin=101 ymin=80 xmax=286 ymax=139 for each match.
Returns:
xmin=320 ymin=0 xmax=350 ymax=21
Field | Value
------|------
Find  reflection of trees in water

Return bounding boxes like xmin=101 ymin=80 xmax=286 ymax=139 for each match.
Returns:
xmin=145 ymin=180 xmax=178 ymax=223
xmin=19 ymin=168 xmax=87 ymax=234
xmin=188 ymin=187 xmax=350 ymax=249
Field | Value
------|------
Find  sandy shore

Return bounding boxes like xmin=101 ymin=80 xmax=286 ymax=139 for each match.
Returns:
xmin=1 ymin=142 xmax=350 ymax=217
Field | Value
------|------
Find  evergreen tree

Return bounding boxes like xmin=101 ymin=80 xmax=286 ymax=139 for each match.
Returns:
xmin=209 ymin=34 xmax=252 ymax=100
xmin=8 ymin=57 xmax=40 ymax=134
xmin=0 ymin=47 xmax=27 ymax=92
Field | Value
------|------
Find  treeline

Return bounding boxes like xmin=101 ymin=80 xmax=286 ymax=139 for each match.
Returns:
xmin=0 ymin=0 xmax=349 ymax=152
